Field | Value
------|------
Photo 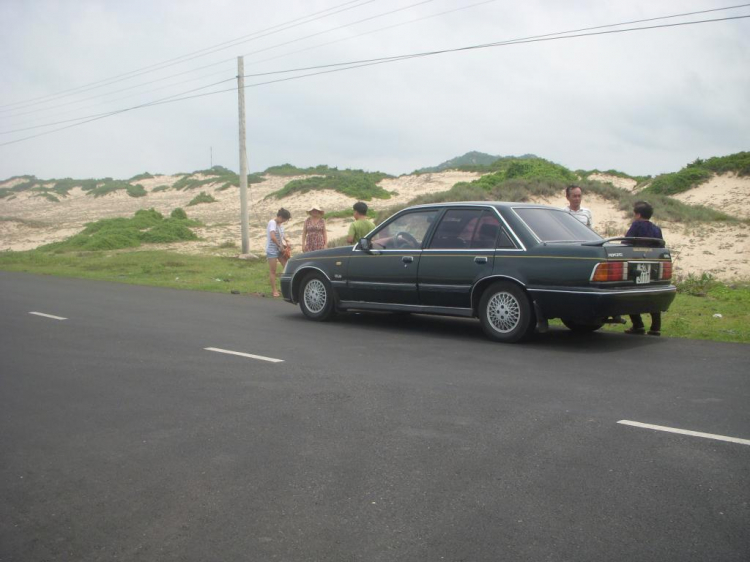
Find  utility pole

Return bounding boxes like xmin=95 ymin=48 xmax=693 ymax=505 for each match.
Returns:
xmin=210 ymin=146 xmax=213 ymax=169
xmin=237 ymin=56 xmax=249 ymax=254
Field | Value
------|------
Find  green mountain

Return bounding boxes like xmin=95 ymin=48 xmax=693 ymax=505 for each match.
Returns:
xmin=417 ymin=151 xmax=539 ymax=173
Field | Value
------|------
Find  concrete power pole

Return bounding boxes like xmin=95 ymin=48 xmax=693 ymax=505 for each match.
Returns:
xmin=237 ymin=56 xmax=250 ymax=254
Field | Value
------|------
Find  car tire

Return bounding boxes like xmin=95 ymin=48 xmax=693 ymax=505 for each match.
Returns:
xmin=299 ymin=273 xmax=335 ymax=321
xmin=478 ymin=282 xmax=534 ymax=343
xmin=561 ymin=319 xmax=605 ymax=333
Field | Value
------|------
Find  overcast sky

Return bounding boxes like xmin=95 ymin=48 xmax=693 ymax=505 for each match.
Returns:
xmin=1 ymin=0 xmax=748 ymax=181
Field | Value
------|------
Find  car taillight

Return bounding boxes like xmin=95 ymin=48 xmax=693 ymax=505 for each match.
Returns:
xmin=591 ymin=262 xmax=628 ymax=282
xmin=659 ymin=262 xmax=672 ymax=280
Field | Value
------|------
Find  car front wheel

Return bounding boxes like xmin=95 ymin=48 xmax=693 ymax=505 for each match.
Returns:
xmin=478 ymin=282 xmax=534 ymax=343
xmin=299 ymin=273 xmax=335 ymax=321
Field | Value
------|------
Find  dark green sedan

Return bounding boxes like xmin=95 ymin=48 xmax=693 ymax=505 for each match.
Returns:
xmin=280 ymin=202 xmax=676 ymax=343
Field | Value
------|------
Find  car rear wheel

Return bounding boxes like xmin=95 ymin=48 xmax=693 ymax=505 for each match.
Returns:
xmin=561 ymin=319 xmax=605 ymax=333
xmin=299 ymin=273 xmax=335 ymax=321
xmin=478 ymin=282 xmax=534 ymax=343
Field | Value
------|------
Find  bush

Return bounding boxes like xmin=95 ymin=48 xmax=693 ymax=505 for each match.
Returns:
xmin=140 ymin=220 xmax=198 ymax=243
xmin=677 ymin=272 xmax=718 ymax=296
xmin=38 ymin=209 xmax=199 ymax=252
xmin=129 ymin=172 xmax=154 ymax=181
xmin=170 ymin=207 xmax=188 ymax=220
xmin=187 ymin=192 xmax=217 ymax=206
xmin=268 ymin=169 xmax=392 ymax=201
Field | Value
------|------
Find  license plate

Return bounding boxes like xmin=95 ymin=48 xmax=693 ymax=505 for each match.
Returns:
xmin=635 ymin=263 xmax=651 ymax=284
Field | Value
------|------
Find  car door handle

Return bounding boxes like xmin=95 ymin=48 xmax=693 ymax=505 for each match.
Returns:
xmin=402 ymin=256 xmax=414 ymax=263
xmin=474 ymin=256 xmax=488 ymax=264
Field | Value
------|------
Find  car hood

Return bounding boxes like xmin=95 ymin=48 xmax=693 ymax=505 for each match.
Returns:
xmin=293 ymin=246 xmax=353 ymax=261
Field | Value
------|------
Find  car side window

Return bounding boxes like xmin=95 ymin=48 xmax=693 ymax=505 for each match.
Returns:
xmin=470 ymin=212 xmax=503 ymax=249
xmin=370 ymin=210 xmax=439 ymax=249
xmin=429 ymin=209 xmax=483 ymax=249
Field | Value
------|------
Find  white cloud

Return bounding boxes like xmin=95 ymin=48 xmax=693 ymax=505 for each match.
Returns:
xmin=1 ymin=0 xmax=748 ymax=180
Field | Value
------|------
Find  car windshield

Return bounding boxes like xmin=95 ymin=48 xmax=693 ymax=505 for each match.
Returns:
xmin=514 ymin=207 xmax=602 ymax=243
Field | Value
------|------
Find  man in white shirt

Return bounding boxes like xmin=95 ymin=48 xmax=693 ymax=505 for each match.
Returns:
xmin=564 ymin=184 xmax=593 ymax=228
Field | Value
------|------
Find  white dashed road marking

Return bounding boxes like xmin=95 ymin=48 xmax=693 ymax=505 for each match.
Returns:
xmin=618 ymin=420 xmax=750 ymax=446
xmin=29 ymin=312 xmax=67 ymax=321
xmin=204 ymin=347 xmax=284 ymax=363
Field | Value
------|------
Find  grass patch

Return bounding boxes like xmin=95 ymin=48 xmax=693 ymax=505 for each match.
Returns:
xmin=592 ymin=278 xmax=750 ymax=343
xmin=267 ymin=169 xmax=393 ymax=201
xmin=152 ymin=184 xmax=170 ymax=192
xmin=187 ymin=191 xmax=217 ymax=206
xmin=129 ymin=172 xmax=155 ymax=181
xmin=0 ymin=250 xmax=272 ymax=295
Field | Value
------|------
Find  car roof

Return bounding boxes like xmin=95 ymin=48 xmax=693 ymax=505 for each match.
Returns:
xmin=404 ymin=201 xmax=562 ymax=211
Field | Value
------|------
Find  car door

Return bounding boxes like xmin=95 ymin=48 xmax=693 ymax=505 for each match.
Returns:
xmin=346 ymin=209 xmax=439 ymax=304
xmin=419 ymin=208 xmax=501 ymax=309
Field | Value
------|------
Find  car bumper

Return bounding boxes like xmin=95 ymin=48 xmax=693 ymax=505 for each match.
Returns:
xmin=280 ymin=274 xmax=294 ymax=303
xmin=528 ymin=284 xmax=677 ymax=320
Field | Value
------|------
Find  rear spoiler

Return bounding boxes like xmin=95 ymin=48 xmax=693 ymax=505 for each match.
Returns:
xmin=582 ymin=237 xmax=666 ymax=248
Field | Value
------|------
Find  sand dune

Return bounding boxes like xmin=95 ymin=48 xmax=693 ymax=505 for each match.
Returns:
xmin=1 ymin=171 xmax=748 ymax=280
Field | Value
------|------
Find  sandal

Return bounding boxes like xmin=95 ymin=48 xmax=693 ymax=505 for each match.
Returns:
xmin=624 ymin=327 xmax=645 ymax=335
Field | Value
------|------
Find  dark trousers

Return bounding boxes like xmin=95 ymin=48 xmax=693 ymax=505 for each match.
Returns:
xmin=629 ymin=313 xmax=661 ymax=332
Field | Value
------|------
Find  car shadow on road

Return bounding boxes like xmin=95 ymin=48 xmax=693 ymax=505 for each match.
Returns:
xmin=281 ymin=310 xmax=663 ymax=355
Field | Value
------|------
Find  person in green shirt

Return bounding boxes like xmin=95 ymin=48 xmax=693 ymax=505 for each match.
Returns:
xmin=347 ymin=201 xmax=376 ymax=244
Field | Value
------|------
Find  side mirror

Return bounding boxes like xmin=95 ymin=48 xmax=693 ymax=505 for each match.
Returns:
xmin=359 ymin=238 xmax=372 ymax=253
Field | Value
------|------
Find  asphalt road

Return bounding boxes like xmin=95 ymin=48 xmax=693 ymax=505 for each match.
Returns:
xmin=1 ymin=271 xmax=748 ymax=562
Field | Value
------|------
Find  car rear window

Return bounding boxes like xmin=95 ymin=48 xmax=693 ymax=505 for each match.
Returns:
xmin=514 ymin=207 xmax=602 ymax=242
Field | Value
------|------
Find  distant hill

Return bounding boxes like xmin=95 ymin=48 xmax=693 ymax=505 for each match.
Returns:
xmin=416 ymin=151 xmax=538 ymax=173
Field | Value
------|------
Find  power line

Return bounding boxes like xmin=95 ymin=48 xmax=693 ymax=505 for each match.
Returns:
xmin=2 ymin=13 xmax=748 ymax=147
xmin=0 ymin=0 xmax=434 ymax=120
xmin=1 ymin=0 xmax=473 ymax=130
xmin=0 ymin=0 xmax=379 ymax=113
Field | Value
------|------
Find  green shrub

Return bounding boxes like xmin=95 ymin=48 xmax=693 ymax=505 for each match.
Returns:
xmin=38 ymin=209 xmax=199 ymax=253
xmin=263 ymin=163 xmax=333 ymax=176
xmin=140 ymin=220 xmax=198 ymax=243
xmin=268 ymin=169 xmax=392 ymax=201
xmin=677 ymin=272 xmax=718 ymax=296
xmin=187 ymin=192 xmax=217 ymax=206
xmin=170 ymin=207 xmax=188 ymax=220
xmin=645 ymin=152 xmax=750 ymax=196
xmin=152 ymin=184 xmax=170 ymax=192
xmin=129 ymin=172 xmax=154 ymax=181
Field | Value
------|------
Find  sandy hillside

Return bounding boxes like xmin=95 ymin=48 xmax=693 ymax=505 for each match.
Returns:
xmin=586 ymin=173 xmax=639 ymax=191
xmin=1 ymin=171 xmax=748 ymax=280
xmin=672 ymin=172 xmax=750 ymax=219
